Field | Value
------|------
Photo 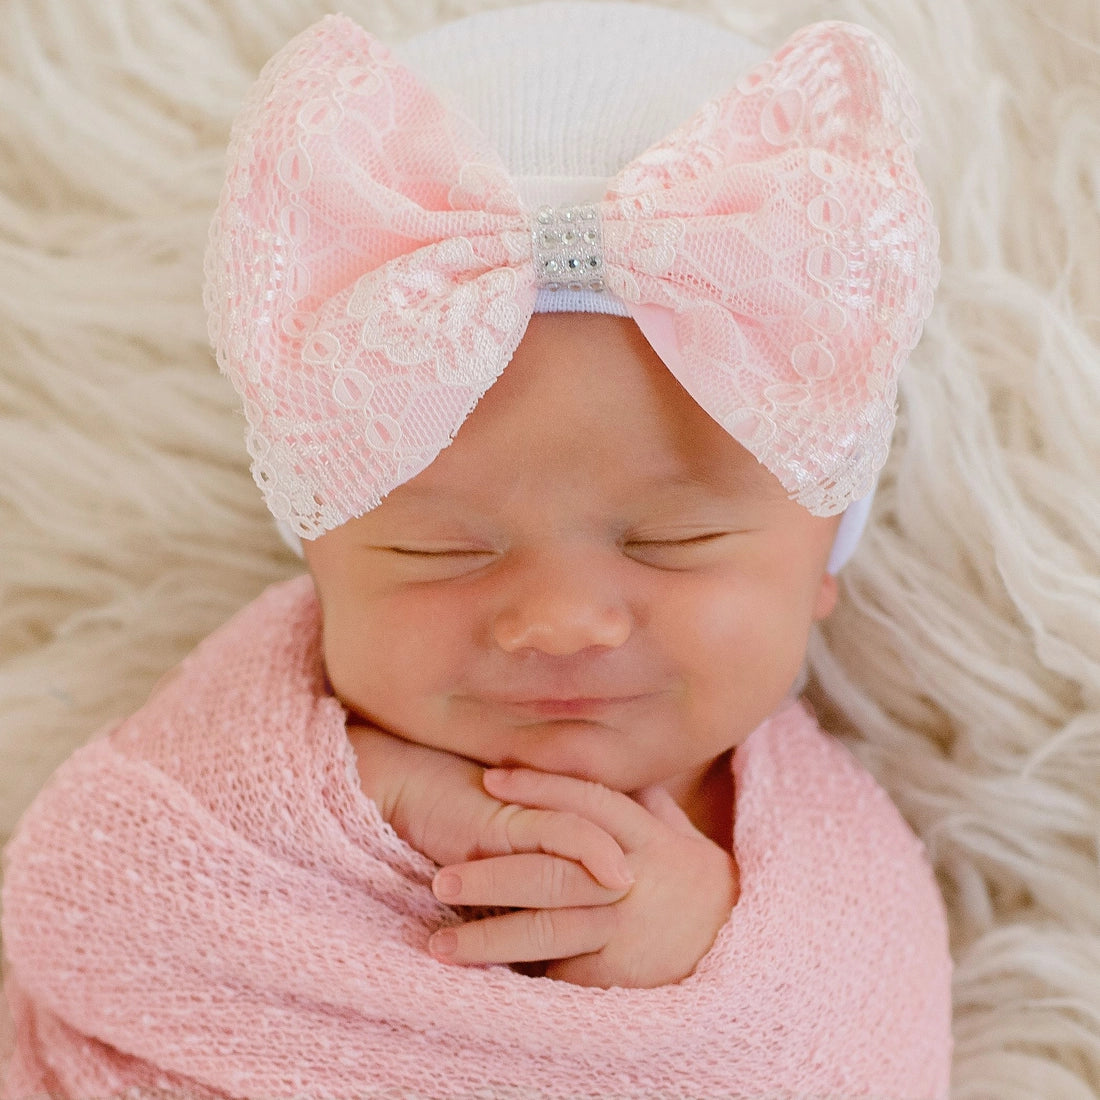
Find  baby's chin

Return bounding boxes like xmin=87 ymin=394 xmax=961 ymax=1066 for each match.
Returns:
xmin=340 ymin=691 xmax=733 ymax=800
xmin=488 ymin=723 xmax=716 ymax=797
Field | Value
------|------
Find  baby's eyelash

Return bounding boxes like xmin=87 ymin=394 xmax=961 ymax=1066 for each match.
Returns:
xmin=383 ymin=546 xmax=493 ymax=557
xmin=626 ymin=532 xmax=729 ymax=546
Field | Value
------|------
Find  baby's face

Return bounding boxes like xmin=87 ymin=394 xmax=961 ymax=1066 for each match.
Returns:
xmin=305 ymin=314 xmax=839 ymax=812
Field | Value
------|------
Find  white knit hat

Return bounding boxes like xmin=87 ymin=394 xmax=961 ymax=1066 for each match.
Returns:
xmin=394 ymin=1 xmax=768 ymax=318
xmin=268 ymin=3 xmax=874 ymax=565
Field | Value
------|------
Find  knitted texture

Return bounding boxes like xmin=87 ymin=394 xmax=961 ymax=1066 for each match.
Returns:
xmin=204 ymin=12 xmax=939 ymax=538
xmin=2 ymin=576 xmax=951 ymax=1099
xmin=396 ymin=2 xmax=768 ymax=183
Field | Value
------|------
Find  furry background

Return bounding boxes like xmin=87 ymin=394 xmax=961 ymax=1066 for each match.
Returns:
xmin=1 ymin=0 xmax=1097 ymax=1095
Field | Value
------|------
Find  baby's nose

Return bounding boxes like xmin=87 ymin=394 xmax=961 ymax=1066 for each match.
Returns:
xmin=491 ymin=550 xmax=632 ymax=657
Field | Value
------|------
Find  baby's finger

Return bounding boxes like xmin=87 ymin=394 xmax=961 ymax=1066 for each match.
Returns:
xmin=484 ymin=768 xmax=656 ymax=851
xmin=429 ymin=905 xmax=616 ymax=967
xmin=484 ymin=804 xmax=634 ymax=890
xmin=633 ymin=783 xmax=703 ymax=837
xmin=433 ymin=854 xmax=628 ymax=909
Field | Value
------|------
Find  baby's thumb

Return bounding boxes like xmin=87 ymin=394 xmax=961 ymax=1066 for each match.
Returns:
xmin=633 ymin=784 xmax=701 ymax=837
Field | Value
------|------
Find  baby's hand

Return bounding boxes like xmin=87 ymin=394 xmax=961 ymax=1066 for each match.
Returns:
xmin=348 ymin=723 xmax=633 ymax=894
xmin=427 ymin=768 xmax=739 ymax=989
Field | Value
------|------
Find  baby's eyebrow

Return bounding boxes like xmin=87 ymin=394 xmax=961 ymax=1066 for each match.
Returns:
xmin=378 ymin=464 xmax=786 ymax=518
xmin=379 ymin=483 xmax=485 ymax=511
xmin=640 ymin=468 xmax=786 ymax=504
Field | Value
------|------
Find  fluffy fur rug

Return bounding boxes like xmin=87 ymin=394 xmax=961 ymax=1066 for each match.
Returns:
xmin=1 ymin=0 xmax=1097 ymax=1095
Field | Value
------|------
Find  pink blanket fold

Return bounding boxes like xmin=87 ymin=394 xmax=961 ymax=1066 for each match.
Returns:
xmin=2 ymin=576 xmax=951 ymax=1099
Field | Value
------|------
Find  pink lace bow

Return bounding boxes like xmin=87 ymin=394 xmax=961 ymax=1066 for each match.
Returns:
xmin=204 ymin=14 xmax=939 ymax=538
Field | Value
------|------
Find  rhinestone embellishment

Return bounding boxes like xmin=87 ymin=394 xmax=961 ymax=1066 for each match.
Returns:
xmin=530 ymin=203 xmax=605 ymax=292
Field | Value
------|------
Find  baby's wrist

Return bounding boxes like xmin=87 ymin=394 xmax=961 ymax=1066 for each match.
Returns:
xmin=346 ymin=722 xmax=418 ymax=823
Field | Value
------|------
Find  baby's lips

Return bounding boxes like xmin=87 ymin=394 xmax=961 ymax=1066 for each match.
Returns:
xmin=496 ymin=695 xmax=654 ymax=720
xmin=470 ymin=685 xmax=667 ymax=721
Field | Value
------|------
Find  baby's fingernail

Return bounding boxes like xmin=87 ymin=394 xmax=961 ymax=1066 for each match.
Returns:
xmin=605 ymin=862 xmax=635 ymax=890
xmin=433 ymin=870 xmax=462 ymax=900
xmin=430 ymin=929 xmax=458 ymax=957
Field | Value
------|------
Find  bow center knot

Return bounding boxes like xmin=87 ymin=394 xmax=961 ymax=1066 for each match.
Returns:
xmin=530 ymin=203 xmax=606 ymax=293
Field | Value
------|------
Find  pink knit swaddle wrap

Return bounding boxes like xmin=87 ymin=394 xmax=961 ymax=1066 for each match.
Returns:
xmin=2 ymin=577 xmax=952 ymax=1098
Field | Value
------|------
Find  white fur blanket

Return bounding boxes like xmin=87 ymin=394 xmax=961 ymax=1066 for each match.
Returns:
xmin=0 ymin=1 xmax=1097 ymax=1096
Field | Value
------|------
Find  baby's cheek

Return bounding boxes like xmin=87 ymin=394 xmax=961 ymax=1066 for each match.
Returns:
xmin=346 ymin=598 xmax=470 ymax=724
xmin=320 ymin=618 xmax=371 ymax=715
xmin=319 ymin=601 xmax=404 ymax=715
xmin=678 ymin=586 xmax=806 ymax=710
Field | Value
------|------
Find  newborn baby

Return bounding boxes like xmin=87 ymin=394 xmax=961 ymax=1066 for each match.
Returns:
xmin=2 ymin=6 xmax=953 ymax=1098
xmin=318 ymin=309 xmax=839 ymax=988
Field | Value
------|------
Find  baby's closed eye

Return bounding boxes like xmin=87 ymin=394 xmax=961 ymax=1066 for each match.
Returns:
xmin=382 ymin=545 xmax=496 ymax=557
xmin=622 ymin=530 xmax=745 ymax=568
xmin=373 ymin=542 xmax=500 ymax=579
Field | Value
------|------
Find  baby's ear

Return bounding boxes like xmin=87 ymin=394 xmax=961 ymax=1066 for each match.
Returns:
xmin=813 ymin=571 xmax=839 ymax=621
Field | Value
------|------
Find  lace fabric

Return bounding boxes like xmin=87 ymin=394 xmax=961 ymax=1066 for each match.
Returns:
xmin=204 ymin=14 xmax=939 ymax=538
